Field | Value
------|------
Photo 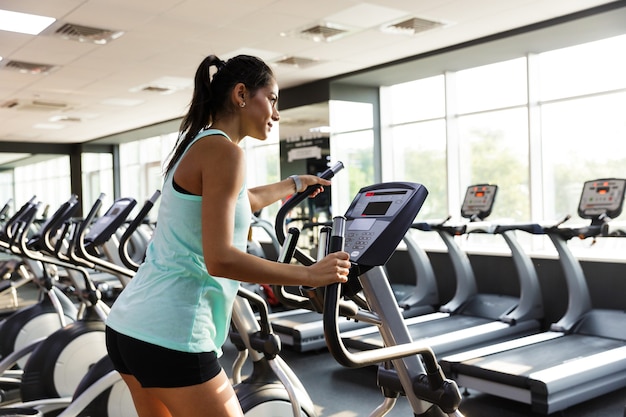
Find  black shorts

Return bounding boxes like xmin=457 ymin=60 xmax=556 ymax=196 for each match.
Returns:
xmin=105 ymin=326 xmax=222 ymax=388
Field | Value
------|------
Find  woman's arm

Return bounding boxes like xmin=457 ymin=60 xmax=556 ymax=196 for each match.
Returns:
xmin=248 ymin=175 xmax=330 ymax=213
xmin=196 ymin=139 xmax=349 ymax=287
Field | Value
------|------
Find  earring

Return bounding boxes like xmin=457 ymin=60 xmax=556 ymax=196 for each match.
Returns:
xmin=240 ymin=102 xmax=246 ymax=108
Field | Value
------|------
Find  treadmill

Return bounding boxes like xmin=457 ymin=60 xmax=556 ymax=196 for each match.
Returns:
xmin=343 ymin=184 xmax=545 ymax=358
xmin=440 ymin=178 xmax=626 ymax=414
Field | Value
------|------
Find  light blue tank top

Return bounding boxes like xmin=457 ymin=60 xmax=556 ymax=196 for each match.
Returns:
xmin=106 ymin=129 xmax=251 ymax=354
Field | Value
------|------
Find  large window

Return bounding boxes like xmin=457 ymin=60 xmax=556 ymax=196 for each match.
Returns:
xmin=0 ymin=171 xmax=13 ymax=213
xmin=538 ymin=35 xmax=626 ymax=101
xmin=244 ymin=128 xmax=280 ymax=221
xmin=540 ymin=92 xmax=626 ymax=221
xmin=14 ymin=156 xmax=71 ymax=214
xmin=82 ymin=153 xmax=113 ymax=215
xmin=383 ymin=76 xmax=447 ymax=220
xmin=119 ymin=132 xmax=178 ymax=222
xmin=329 ymin=100 xmax=375 ymax=215
xmin=456 ymin=108 xmax=530 ymax=222
xmin=381 ymin=35 xmax=626 ymax=259
xmin=456 ymin=58 xmax=528 ymax=113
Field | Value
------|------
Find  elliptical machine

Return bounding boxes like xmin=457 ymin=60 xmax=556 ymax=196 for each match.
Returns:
xmin=0 ymin=195 xmax=81 ymax=398
xmin=231 ymin=161 xmax=464 ymax=416
xmin=0 ymin=194 xmax=137 ymax=415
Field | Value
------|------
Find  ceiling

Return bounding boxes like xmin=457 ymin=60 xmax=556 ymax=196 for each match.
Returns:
xmin=0 ymin=0 xmax=621 ymax=154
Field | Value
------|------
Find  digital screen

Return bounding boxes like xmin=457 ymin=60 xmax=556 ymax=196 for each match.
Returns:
xmin=350 ymin=218 xmax=376 ymax=231
xmin=475 ymin=191 xmax=485 ymax=197
xmin=597 ymin=187 xmax=609 ymax=195
xmin=363 ymin=201 xmax=392 ymax=216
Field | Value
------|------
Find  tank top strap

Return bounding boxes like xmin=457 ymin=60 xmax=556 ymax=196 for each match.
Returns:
xmin=192 ymin=128 xmax=231 ymax=145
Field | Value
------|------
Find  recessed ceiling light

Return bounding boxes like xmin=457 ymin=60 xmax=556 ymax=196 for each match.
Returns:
xmin=381 ymin=16 xmax=446 ymax=36
xmin=129 ymin=76 xmax=193 ymax=95
xmin=0 ymin=9 xmax=56 ymax=35
xmin=283 ymin=22 xmax=354 ymax=43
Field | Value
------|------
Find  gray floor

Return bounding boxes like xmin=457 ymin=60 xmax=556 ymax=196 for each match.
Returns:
xmin=221 ymin=340 xmax=626 ymax=417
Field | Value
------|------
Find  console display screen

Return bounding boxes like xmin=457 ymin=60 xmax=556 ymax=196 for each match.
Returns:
xmin=350 ymin=218 xmax=376 ymax=231
xmin=363 ymin=201 xmax=392 ymax=216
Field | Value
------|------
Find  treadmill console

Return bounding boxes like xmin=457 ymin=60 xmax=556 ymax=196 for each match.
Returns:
xmin=343 ymin=182 xmax=428 ymax=268
xmin=578 ymin=178 xmax=626 ymax=220
xmin=460 ymin=184 xmax=498 ymax=220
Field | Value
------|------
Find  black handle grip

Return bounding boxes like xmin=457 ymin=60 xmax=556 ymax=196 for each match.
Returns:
xmin=275 ymin=161 xmax=344 ymax=245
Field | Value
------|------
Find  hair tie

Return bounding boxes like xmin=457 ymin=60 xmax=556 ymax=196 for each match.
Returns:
xmin=208 ymin=58 xmax=226 ymax=84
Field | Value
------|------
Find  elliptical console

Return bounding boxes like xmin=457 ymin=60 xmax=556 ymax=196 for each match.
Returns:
xmin=343 ymin=182 xmax=429 ymax=268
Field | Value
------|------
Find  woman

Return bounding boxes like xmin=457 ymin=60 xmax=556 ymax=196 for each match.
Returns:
xmin=105 ymin=54 xmax=351 ymax=417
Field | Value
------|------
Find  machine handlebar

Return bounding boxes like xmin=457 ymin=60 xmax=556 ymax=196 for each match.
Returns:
xmin=274 ymin=161 xmax=344 ymax=255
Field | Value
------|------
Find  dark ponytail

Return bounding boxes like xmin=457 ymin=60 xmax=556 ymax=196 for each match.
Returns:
xmin=164 ymin=54 xmax=274 ymax=175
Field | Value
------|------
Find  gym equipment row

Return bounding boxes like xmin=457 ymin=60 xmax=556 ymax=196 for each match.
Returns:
xmin=2 ymin=172 xmax=624 ymax=416
xmin=0 ymin=191 xmax=159 ymax=417
xmin=236 ymin=175 xmax=626 ymax=415
xmin=440 ymin=178 xmax=626 ymax=414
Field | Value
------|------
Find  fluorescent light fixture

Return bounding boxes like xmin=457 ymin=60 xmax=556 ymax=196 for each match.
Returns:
xmin=0 ymin=9 xmax=56 ymax=35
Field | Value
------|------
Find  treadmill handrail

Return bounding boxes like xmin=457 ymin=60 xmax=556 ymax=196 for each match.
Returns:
xmin=410 ymin=219 xmax=476 ymax=314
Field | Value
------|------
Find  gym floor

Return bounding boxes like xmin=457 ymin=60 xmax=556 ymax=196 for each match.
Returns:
xmin=221 ymin=340 xmax=626 ymax=417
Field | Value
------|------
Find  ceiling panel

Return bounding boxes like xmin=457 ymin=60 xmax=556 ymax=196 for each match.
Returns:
xmin=0 ymin=0 xmax=622 ymax=145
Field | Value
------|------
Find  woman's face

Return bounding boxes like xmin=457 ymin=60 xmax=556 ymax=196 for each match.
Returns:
xmin=243 ymin=79 xmax=279 ymax=140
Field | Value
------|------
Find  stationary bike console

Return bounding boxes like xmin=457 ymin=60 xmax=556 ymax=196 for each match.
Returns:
xmin=343 ymin=182 xmax=429 ymax=268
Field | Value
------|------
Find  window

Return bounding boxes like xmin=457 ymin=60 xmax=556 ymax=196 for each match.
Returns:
xmin=540 ymin=92 xmax=626 ymax=222
xmin=244 ymin=128 xmax=280 ymax=221
xmin=119 ymin=132 xmax=178 ymax=221
xmin=14 ymin=156 xmax=71 ymax=213
xmin=384 ymin=75 xmax=447 ymax=220
xmin=539 ymin=34 xmax=626 ymax=101
xmin=329 ymin=100 xmax=375 ymax=215
xmin=388 ymin=76 xmax=445 ymax=124
xmin=82 ymin=153 xmax=113 ymax=215
xmin=0 ymin=171 xmax=13 ymax=213
xmin=379 ymin=34 xmax=626 ymax=259
xmin=388 ymin=121 xmax=447 ymax=219
xmin=456 ymin=108 xmax=530 ymax=222
xmin=456 ymin=58 xmax=528 ymax=114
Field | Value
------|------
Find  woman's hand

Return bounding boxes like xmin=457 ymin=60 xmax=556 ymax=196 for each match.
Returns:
xmin=307 ymin=251 xmax=351 ymax=287
xmin=294 ymin=175 xmax=331 ymax=197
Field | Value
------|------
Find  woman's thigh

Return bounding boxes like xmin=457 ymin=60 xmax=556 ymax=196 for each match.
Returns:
xmin=148 ymin=369 xmax=244 ymax=417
